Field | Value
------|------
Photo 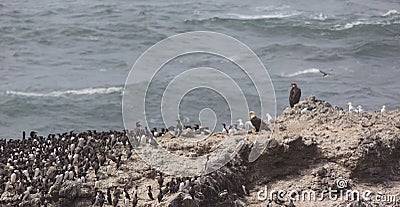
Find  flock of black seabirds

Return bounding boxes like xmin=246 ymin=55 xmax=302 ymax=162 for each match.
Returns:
xmin=0 ymin=83 xmax=303 ymax=206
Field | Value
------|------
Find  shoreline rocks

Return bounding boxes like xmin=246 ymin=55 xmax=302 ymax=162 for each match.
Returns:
xmin=1 ymin=96 xmax=400 ymax=206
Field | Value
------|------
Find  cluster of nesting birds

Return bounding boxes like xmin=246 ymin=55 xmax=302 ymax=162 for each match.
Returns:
xmin=129 ymin=111 xmax=274 ymax=148
xmin=129 ymin=120 xmax=213 ymax=145
xmin=0 ymin=130 xmax=133 ymax=206
xmin=0 ymin=129 xmax=234 ymax=206
xmin=0 ymin=131 xmax=198 ymax=206
xmin=0 ymin=111 xmax=274 ymax=206
xmin=92 ymin=172 xmax=202 ymax=207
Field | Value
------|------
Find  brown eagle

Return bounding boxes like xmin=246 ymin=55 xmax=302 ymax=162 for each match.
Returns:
xmin=289 ymin=82 xmax=301 ymax=108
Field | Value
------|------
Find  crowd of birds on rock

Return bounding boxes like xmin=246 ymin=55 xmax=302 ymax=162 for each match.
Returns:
xmin=0 ymin=107 xmax=275 ymax=207
xmin=130 ymin=114 xmax=274 ymax=148
xmin=0 ymin=83 xmax=296 ymax=206
xmin=0 ymin=130 xmax=209 ymax=206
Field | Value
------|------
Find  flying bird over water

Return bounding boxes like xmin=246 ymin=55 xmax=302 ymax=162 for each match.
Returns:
xmin=289 ymin=82 xmax=301 ymax=108
xmin=319 ymin=69 xmax=329 ymax=77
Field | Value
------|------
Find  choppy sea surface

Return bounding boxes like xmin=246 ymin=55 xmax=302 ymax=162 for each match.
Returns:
xmin=1 ymin=0 xmax=400 ymax=138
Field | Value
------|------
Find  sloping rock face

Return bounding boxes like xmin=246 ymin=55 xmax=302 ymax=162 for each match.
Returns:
xmin=279 ymin=95 xmax=400 ymax=183
xmin=187 ymin=96 xmax=400 ymax=206
xmin=48 ymin=181 xmax=94 ymax=207
xmin=254 ymin=96 xmax=400 ymax=206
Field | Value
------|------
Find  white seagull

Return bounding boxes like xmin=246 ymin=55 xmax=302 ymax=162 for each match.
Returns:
xmin=10 ymin=172 xmax=17 ymax=184
xmin=356 ymin=105 xmax=363 ymax=113
xmin=244 ymin=121 xmax=254 ymax=131
xmin=266 ymin=113 xmax=274 ymax=124
xmin=237 ymin=119 xmax=244 ymax=130
xmin=347 ymin=102 xmax=355 ymax=112
xmin=381 ymin=105 xmax=386 ymax=113
xmin=179 ymin=182 xmax=185 ymax=192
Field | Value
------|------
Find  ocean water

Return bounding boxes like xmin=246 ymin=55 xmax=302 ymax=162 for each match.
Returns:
xmin=1 ymin=0 xmax=400 ymax=138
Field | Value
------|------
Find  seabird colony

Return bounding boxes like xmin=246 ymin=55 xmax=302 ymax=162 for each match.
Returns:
xmin=0 ymin=111 xmax=273 ymax=206
xmin=0 ymin=129 xmax=207 ymax=206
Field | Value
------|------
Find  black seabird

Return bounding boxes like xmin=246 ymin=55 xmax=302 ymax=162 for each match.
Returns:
xmin=189 ymin=185 xmax=196 ymax=199
xmin=222 ymin=123 xmax=229 ymax=134
xmin=157 ymin=188 xmax=163 ymax=203
xmin=319 ymin=69 xmax=328 ymax=77
xmin=147 ymin=185 xmax=154 ymax=200
xmin=132 ymin=194 xmax=138 ymax=207
xmin=133 ymin=186 xmax=139 ymax=197
xmin=158 ymin=173 xmax=164 ymax=187
xmin=107 ymin=188 xmax=112 ymax=204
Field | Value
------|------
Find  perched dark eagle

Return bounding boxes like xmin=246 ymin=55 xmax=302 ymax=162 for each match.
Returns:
xmin=289 ymin=82 xmax=301 ymax=108
xmin=249 ymin=111 xmax=270 ymax=133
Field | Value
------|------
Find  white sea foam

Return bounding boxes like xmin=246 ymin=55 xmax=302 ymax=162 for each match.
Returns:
xmin=220 ymin=12 xmax=300 ymax=20
xmin=332 ymin=20 xmax=387 ymax=30
xmin=281 ymin=68 xmax=322 ymax=77
xmin=382 ymin=9 xmax=399 ymax=17
xmin=255 ymin=5 xmax=291 ymax=12
xmin=6 ymin=86 xmax=123 ymax=97
xmin=312 ymin=13 xmax=328 ymax=21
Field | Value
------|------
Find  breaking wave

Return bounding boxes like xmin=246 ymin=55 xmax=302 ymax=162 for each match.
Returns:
xmin=6 ymin=86 xmax=123 ymax=97
xmin=281 ymin=68 xmax=323 ymax=77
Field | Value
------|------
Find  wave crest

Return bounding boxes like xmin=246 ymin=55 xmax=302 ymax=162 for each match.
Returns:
xmin=222 ymin=13 xmax=299 ymax=20
xmin=186 ymin=12 xmax=300 ymax=22
xmin=382 ymin=9 xmax=399 ymax=17
xmin=281 ymin=68 xmax=322 ymax=77
xmin=6 ymin=86 xmax=123 ymax=97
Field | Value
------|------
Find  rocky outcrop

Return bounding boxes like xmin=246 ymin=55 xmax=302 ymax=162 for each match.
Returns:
xmin=49 ymin=181 xmax=94 ymax=207
xmin=1 ymin=96 xmax=400 ymax=207
xmin=182 ymin=96 xmax=400 ymax=206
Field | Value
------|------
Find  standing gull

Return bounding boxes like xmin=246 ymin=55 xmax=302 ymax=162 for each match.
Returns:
xmin=381 ymin=105 xmax=386 ymax=113
xmin=237 ymin=119 xmax=244 ymax=130
xmin=266 ymin=113 xmax=274 ymax=124
xmin=244 ymin=120 xmax=254 ymax=131
xmin=175 ymin=120 xmax=183 ymax=137
xmin=356 ymin=105 xmax=363 ymax=113
xmin=347 ymin=102 xmax=355 ymax=112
